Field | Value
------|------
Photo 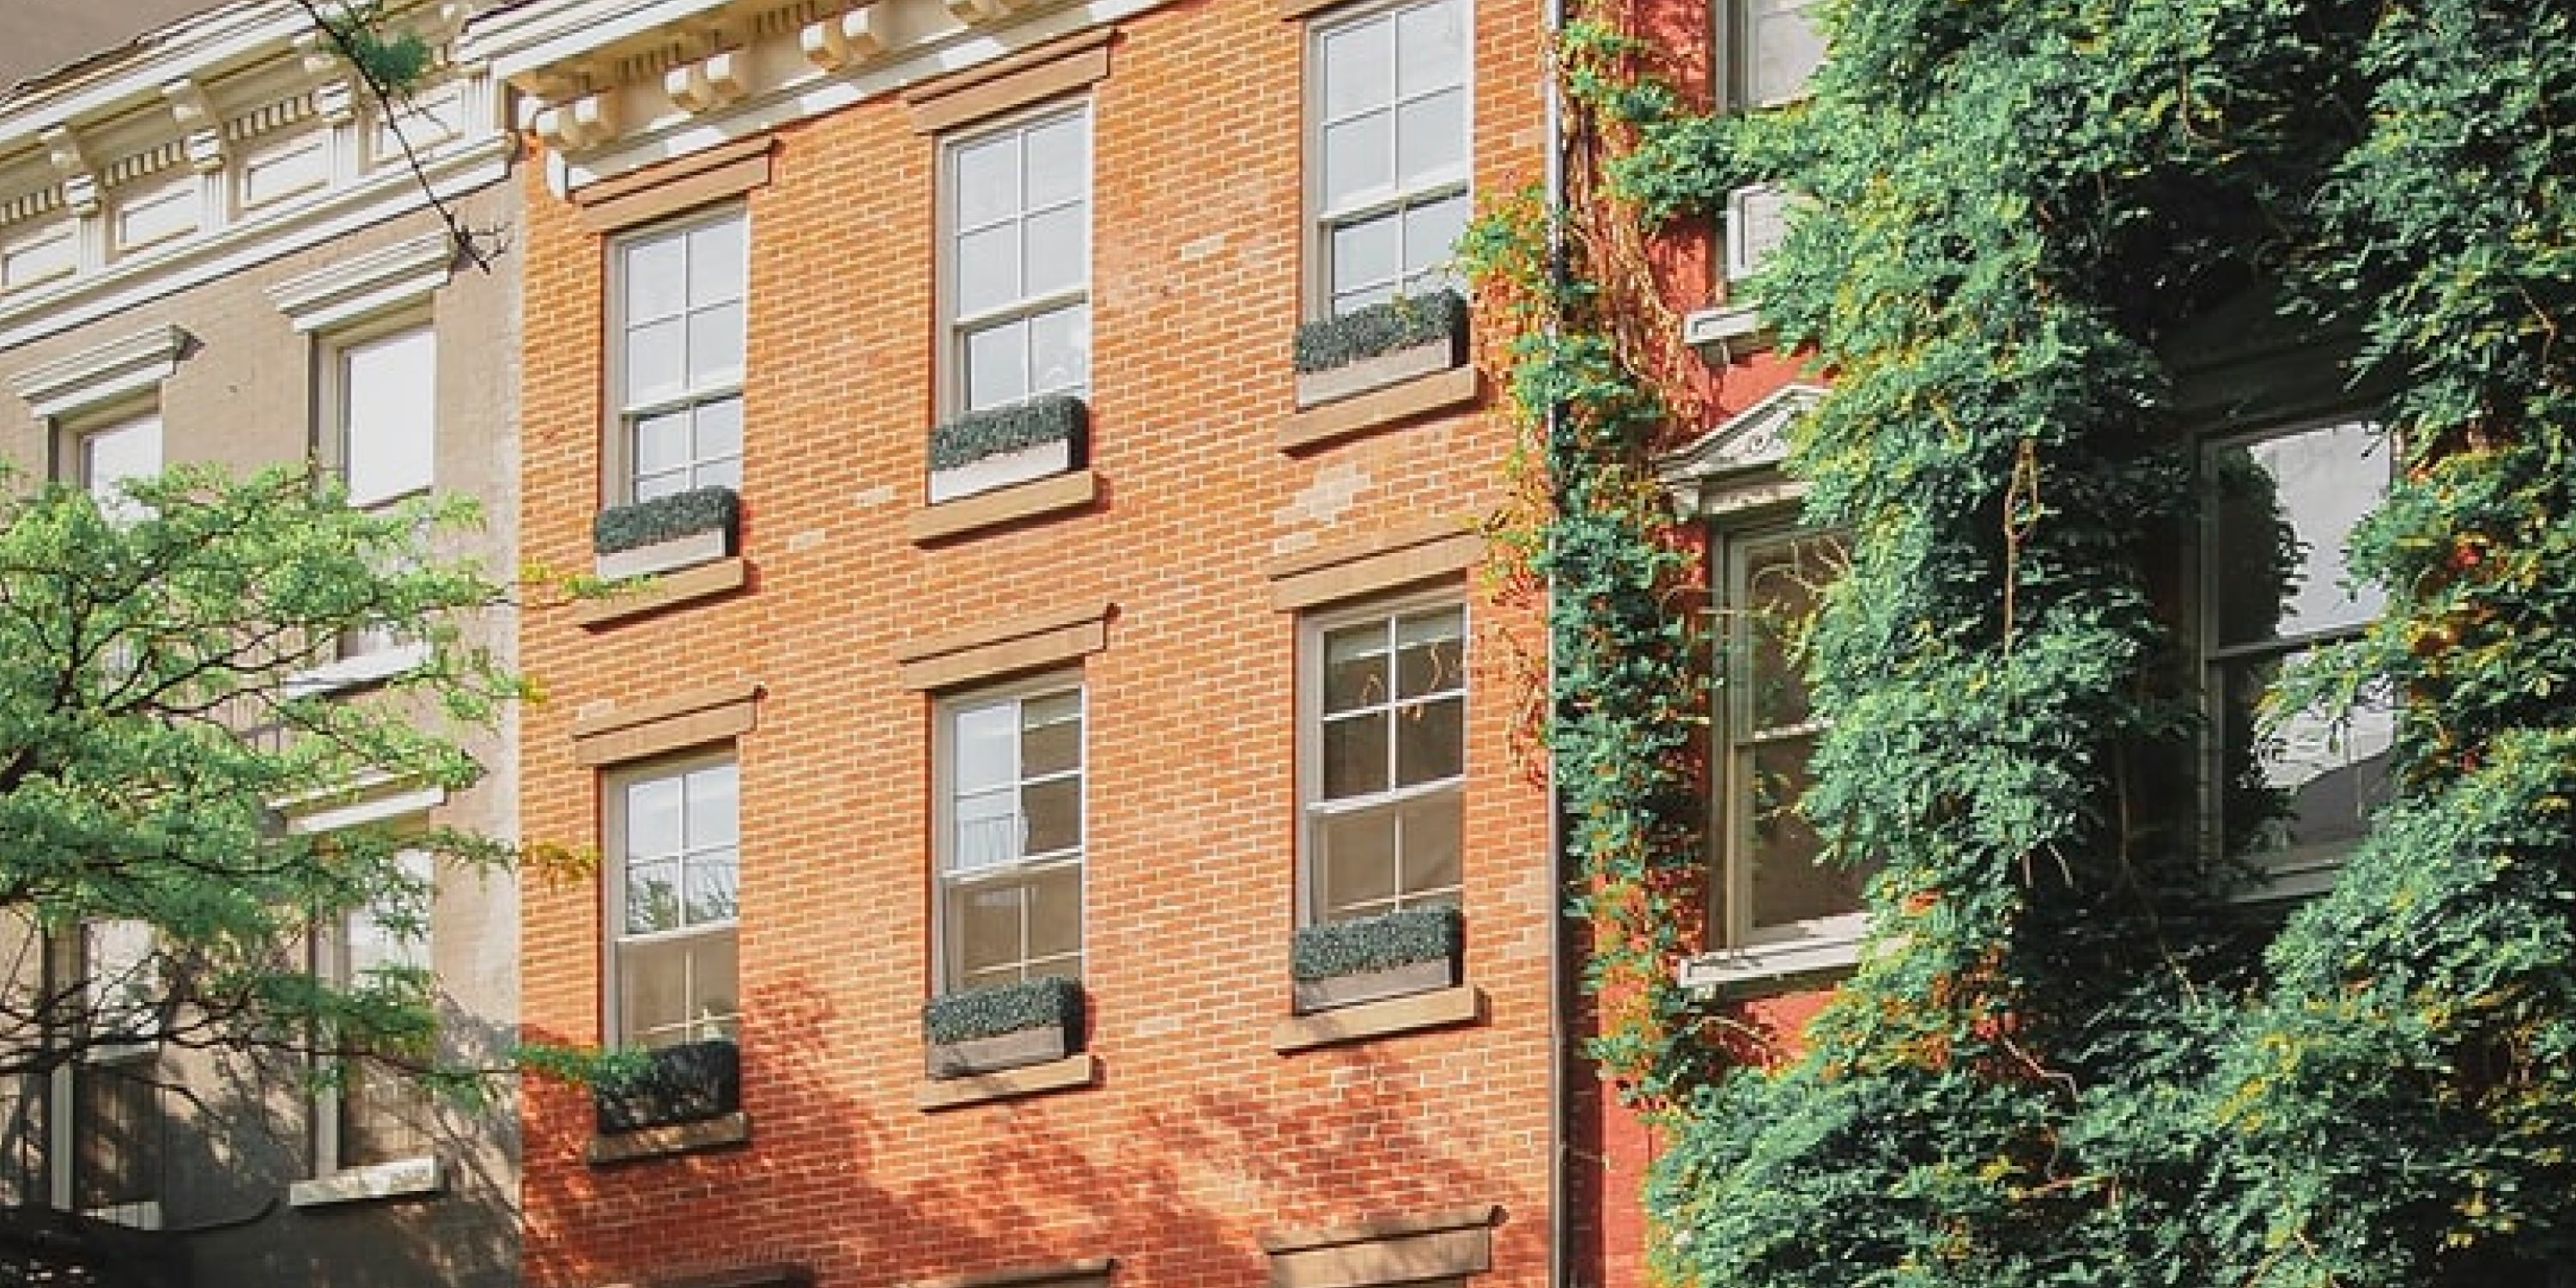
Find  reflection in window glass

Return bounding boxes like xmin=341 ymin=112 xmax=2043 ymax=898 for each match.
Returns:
xmin=948 ymin=107 xmax=1091 ymax=415
xmin=612 ymin=759 xmax=739 ymax=1047
xmin=1312 ymin=0 xmax=1471 ymax=314
xmin=1309 ymin=603 xmax=1466 ymax=922
xmin=615 ymin=211 xmax=746 ymax=501
xmin=939 ymin=683 xmax=1085 ymax=991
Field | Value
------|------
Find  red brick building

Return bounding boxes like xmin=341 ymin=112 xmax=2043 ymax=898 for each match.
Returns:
xmin=459 ymin=0 xmax=1604 ymax=1283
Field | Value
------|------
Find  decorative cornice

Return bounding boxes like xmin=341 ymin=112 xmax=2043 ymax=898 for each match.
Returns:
xmin=1655 ymin=382 xmax=1826 ymax=513
xmin=268 ymin=229 xmax=458 ymax=331
xmin=7 ymin=324 xmax=192 ymax=420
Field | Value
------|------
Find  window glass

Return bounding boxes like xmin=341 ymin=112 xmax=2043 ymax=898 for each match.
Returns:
xmin=611 ymin=759 xmax=740 ymax=1047
xmin=1308 ymin=601 xmax=1467 ymax=923
xmin=81 ymin=416 xmax=161 ymax=521
xmin=949 ymin=106 xmax=1091 ymax=416
xmin=939 ymin=683 xmax=1086 ymax=990
xmin=340 ymin=326 xmax=436 ymax=507
xmin=1312 ymin=0 xmax=1472 ymax=315
xmin=614 ymin=211 xmax=746 ymax=501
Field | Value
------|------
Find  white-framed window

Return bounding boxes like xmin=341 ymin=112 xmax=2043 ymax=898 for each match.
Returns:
xmin=331 ymin=321 xmax=438 ymax=508
xmin=605 ymin=755 xmax=741 ymax=1048
xmin=2202 ymin=416 xmax=2391 ymax=895
xmin=945 ymin=104 xmax=1092 ymax=416
xmin=1716 ymin=0 xmax=1826 ymax=112
xmin=1709 ymin=519 xmax=1869 ymax=949
xmin=51 ymin=920 xmax=163 ymax=1227
xmin=935 ymin=678 xmax=1085 ymax=992
xmin=76 ymin=412 xmax=162 ymax=523
xmin=315 ymin=848 xmax=434 ymax=1176
xmin=1302 ymin=595 xmax=1467 ymax=923
xmin=611 ymin=210 xmax=747 ymax=503
xmin=1309 ymin=0 xmax=1472 ymax=317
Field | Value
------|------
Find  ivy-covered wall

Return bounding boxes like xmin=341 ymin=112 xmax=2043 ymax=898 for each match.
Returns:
xmin=1473 ymin=0 xmax=2576 ymax=1282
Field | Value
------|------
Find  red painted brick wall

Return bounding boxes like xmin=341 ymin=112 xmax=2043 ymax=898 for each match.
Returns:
xmin=511 ymin=0 xmax=1568 ymax=1285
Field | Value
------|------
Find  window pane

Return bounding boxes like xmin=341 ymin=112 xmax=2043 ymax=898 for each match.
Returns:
xmin=623 ymin=234 xmax=685 ymax=320
xmin=1400 ymin=191 xmax=1470 ymax=287
xmin=954 ymin=134 xmax=1020 ymax=229
xmin=1022 ymin=206 xmax=1086 ymax=300
xmin=687 ymin=301 xmax=745 ymax=388
xmin=1747 ymin=0 xmax=1827 ymax=106
xmin=1021 ymin=692 xmax=1082 ymax=775
xmin=1321 ymin=807 xmax=1398 ymax=918
xmin=1740 ymin=531 xmax=1838 ymax=732
xmin=1398 ymin=795 xmax=1462 ymax=897
xmin=690 ymin=933 xmax=739 ymax=1035
xmin=2222 ymin=656 xmax=2396 ymax=860
xmin=1320 ymin=20 xmax=1392 ymax=119
xmin=690 ymin=397 xmax=744 ymax=479
xmin=341 ymin=327 xmax=437 ymax=505
xmin=618 ymin=935 xmax=685 ymax=1033
xmin=955 ymin=224 xmax=1020 ymax=318
xmin=686 ymin=216 xmax=744 ymax=305
xmin=1024 ymin=114 xmax=1088 ymax=208
xmin=1742 ymin=733 xmax=1862 ymax=927
xmin=683 ymin=767 xmax=738 ymax=848
xmin=1321 ymin=711 xmax=1388 ymax=799
xmin=1027 ymin=303 xmax=1090 ymax=396
xmin=633 ymin=410 xmax=691 ymax=479
xmin=1331 ymin=213 xmax=1400 ymax=311
xmin=2212 ymin=420 xmax=2386 ymax=645
xmin=625 ymin=777 xmax=683 ymax=855
xmin=1395 ymin=89 xmax=1467 ymax=185
xmin=625 ymin=859 xmax=680 ymax=933
xmin=953 ymin=788 xmax=1020 ymax=870
xmin=1395 ymin=694 xmax=1464 ymax=786
xmin=1025 ymin=863 xmax=1081 ymax=962
xmin=954 ymin=702 xmax=1018 ymax=793
xmin=684 ymin=851 xmax=738 ymax=925
xmin=1023 ymin=777 xmax=1082 ymax=857
xmin=1321 ymin=115 xmax=1394 ymax=210
xmin=83 ymin=417 xmax=162 ymax=518
xmin=1394 ymin=609 xmax=1465 ymax=698
xmin=623 ymin=318 xmax=684 ymax=404
xmin=953 ymin=884 xmax=1025 ymax=981
xmin=1394 ymin=0 xmax=1467 ymax=95
xmin=965 ymin=321 xmax=1029 ymax=411
xmin=1323 ymin=621 xmax=1391 ymax=713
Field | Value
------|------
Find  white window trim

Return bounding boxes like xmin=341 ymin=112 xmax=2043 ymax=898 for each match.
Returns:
xmin=931 ymin=673 xmax=1089 ymax=993
xmin=938 ymin=100 xmax=1095 ymax=419
xmin=604 ymin=206 xmax=749 ymax=506
xmin=1303 ymin=0 xmax=1476 ymax=318
xmin=320 ymin=311 xmax=440 ymax=509
xmin=302 ymin=841 xmax=437 ymax=1190
xmin=1296 ymin=588 xmax=1469 ymax=927
xmin=2198 ymin=414 xmax=2391 ymax=903
xmin=602 ymin=751 xmax=743 ymax=1048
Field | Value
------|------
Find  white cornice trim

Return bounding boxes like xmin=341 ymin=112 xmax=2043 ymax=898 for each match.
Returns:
xmin=7 ymin=325 xmax=192 ymax=420
xmin=269 ymin=230 xmax=459 ymax=331
xmin=1656 ymin=381 xmax=1826 ymax=513
xmin=0 ymin=136 xmax=509 ymax=351
xmin=466 ymin=0 xmax=738 ymax=86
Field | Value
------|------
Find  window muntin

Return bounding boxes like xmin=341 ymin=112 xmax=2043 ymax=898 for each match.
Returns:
xmin=336 ymin=325 xmax=437 ymax=507
xmin=1310 ymin=0 xmax=1471 ymax=316
xmin=319 ymin=849 xmax=434 ymax=1173
xmin=1713 ymin=523 xmax=1867 ymax=943
xmin=1304 ymin=599 xmax=1467 ymax=924
xmin=2203 ymin=417 xmax=2392 ymax=873
xmin=613 ymin=211 xmax=746 ymax=502
xmin=946 ymin=106 xmax=1092 ymax=416
xmin=937 ymin=682 xmax=1085 ymax=992
xmin=1722 ymin=0 xmax=1826 ymax=111
xmin=608 ymin=757 xmax=741 ymax=1048
xmin=78 ymin=414 xmax=161 ymax=521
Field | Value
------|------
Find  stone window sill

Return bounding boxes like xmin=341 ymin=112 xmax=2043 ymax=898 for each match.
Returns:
xmin=916 ymin=1052 xmax=1098 ymax=1112
xmin=907 ymin=469 xmax=1099 ymax=545
xmin=283 ymin=641 xmax=431 ymax=699
xmin=1677 ymin=921 xmax=1872 ymax=997
xmin=1279 ymin=364 xmax=1479 ymax=453
xmin=574 ymin=556 xmax=750 ymax=628
xmin=288 ymin=1155 xmax=443 ymax=1208
xmin=1271 ymin=984 xmax=1483 ymax=1054
xmin=584 ymin=1110 xmax=751 ymax=1165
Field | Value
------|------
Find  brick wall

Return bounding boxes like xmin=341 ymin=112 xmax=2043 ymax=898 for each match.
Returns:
xmin=512 ymin=0 xmax=1563 ymax=1285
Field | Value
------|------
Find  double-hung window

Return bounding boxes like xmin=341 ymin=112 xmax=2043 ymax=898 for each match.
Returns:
xmin=936 ymin=681 xmax=1085 ymax=992
xmin=945 ymin=106 xmax=1091 ymax=415
xmin=1303 ymin=598 xmax=1466 ymax=923
xmin=77 ymin=413 xmax=161 ymax=523
xmin=1710 ymin=521 xmax=1868 ymax=950
xmin=54 ymin=920 xmax=161 ymax=1225
xmin=327 ymin=321 xmax=437 ymax=664
xmin=1309 ymin=0 xmax=1471 ymax=316
xmin=608 ymin=756 xmax=741 ymax=1048
xmin=316 ymin=849 xmax=434 ymax=1176
xmin=613 ymin=211 xmax=746 ymax=502
xmin=2203 ymin=416 xmax=2391 ymax=893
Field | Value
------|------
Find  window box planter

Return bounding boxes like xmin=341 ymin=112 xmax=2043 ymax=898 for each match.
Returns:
xmin=922 ymin=975 xmax=1084 ymax=1080
xmin=593 ymin=486 xmax=740 ymax=580
xmin=592 ymin=1039 xmax=740 ymax=1135
xmin=927 ymin=396 xmax=1089 ymax=505
xmin=1291 ymin=904 xmax=1463 ymax=1013
xmin=1292 ymin=290 xmax=1467 ymax=410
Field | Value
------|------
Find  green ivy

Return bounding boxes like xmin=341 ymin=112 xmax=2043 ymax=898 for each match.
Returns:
xmin=921 ymin=974 xmax=1083 ymax=1046
xmin=591 ymin=486 xmax=739 ymax=556
xmin=590 ymin=1038 xmax=738 ymax=1133
xmin=927 ymin=394 xmax=1087 ymax=472
xmin=1291 ymin=290 xmax=1468 ymax=374
xmin=1476 ymin=0 xmax=2576 ymax=1282
xmin=1290 ymin=904 xmax=1464 ymax=981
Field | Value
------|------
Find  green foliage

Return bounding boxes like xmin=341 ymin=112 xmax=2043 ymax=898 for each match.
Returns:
xmin=926 ymin=394 xmax=1088 ymax=472
xmin=0 ymin=465 xmax=522 ymax=1080
xmin=1291 ymin=290 xmax=1468 ymax=374
xmin=591 ymin=485 xmax=739 ymax=555
xmin=1485 ymin=0 xmax=2576 ymax=1281
xmin=921 ymin=974 xmax=1083 ymax=1045
xmin=319 ymin=3 xmax=434 ymax=92
xmin=1289 ymin=904 xmax=1463 ymax=981
xmin=588 ymin=1038 xmax=740 ymax=1133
